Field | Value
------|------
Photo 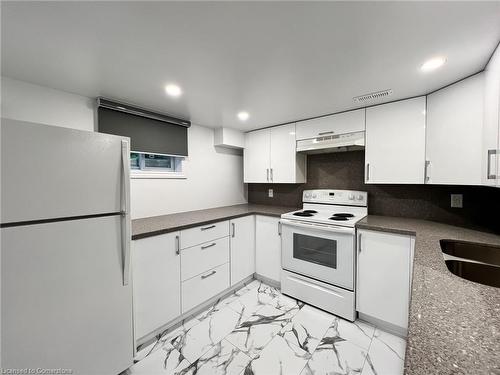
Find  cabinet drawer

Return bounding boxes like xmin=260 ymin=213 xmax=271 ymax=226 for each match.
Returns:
xmin=181 ymin=237 xmax=229 ymax=281
xmin=182 ymin=263 xmax=230 ymax=313
xmin=180 ymin=220 xmax=229 ymax=249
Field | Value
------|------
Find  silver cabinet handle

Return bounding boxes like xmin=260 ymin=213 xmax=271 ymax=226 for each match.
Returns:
xmin=231 ymin=222 xmax=235 ymax=238
xmin=358 ymin=232 xmax=362 ymax=253
xmin=175 ymin=235 xmax=180 ymax=255
xmin=270 ymin=168 xmax=273 ymax=182
xmin=121 ymin=139 xmax=131 ymax=286
xmin=487 ymin=149 xmax=498 ymax=179
xmin=278 ymin=221 xmax=282 ymax=236
xmin=425 ymin=160 xmax=431 ymax=183
xmin=201 ymin=225 xmax=216 ymax=231
xmin=266 ymin=168 xmax=269 ymax=182
xmin=318 ymin=131 xmax=334 ymax=136
xmin=201 ymin=270 xmax=216 ymax=279
xmin=201 ymin=242 xmax=216 ymax=250
xmin=365 ymin=163 xmax=370 ymax=181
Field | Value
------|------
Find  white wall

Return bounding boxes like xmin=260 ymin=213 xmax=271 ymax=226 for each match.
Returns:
xmin=1 ymin=77 xmax=95 ymax=131
xmin=131 ymin=126 xmax=247 ymax=218
xmin=1 ymin=77 xmax=248 ymax=219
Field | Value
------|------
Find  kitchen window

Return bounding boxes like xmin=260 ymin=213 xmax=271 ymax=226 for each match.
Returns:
xmin=131 ymin=152 xmax=185 ymax=179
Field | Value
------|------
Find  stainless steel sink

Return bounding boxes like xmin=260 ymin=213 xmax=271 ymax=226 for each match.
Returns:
xmin=440 ymin=240 xmax=500 ymax=288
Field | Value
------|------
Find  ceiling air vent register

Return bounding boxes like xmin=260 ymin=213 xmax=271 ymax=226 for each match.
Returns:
xmin=353 ymin=89 xmax=393 ymax=104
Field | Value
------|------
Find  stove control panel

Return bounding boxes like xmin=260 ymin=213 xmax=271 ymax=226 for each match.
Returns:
xmin=303 ymin=189 xmax=368 ymax=207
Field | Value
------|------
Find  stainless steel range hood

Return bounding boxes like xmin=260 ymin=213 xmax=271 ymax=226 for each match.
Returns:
xmin=296 ymin=131 xmax=365 ymax=154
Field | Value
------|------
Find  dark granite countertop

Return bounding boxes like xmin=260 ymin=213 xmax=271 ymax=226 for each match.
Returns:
xmin=132 ymin=204 xmax=298 ymax=240
xmin=356 ymin=215 xmax=500 ymax=375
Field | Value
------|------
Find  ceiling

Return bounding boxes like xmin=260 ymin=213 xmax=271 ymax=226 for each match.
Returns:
xmin=2 ymin=1 xmax=500 ymax=131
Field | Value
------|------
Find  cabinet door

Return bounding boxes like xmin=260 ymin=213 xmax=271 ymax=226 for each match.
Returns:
xmin=230 ymin=216 xmax=256 ymax=285
xmin=132 ymin=232 xmax=181 ymax=340
xmin=244 ymin=129 xmax=270 ymax=183
xmin=483 ymin=45 xmax=500 ymax=186
xmin=270 ymin=123 xmax=305 ymax=183
xmin=296 ymin=108 xmax=365 ymax=140
xmin=365 ymin=97 xmax=426 ymax=184
xmin=356 ymin=230 xmax=412 ymax=329
xmin=426 ymin=74 xmax=484 ymax=185
xmin=255 ymin=215 xmax=281 ymax=282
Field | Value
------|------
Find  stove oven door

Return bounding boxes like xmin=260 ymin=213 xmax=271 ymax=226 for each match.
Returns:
xmin=280 ymin=219 xmax=355 ymax=290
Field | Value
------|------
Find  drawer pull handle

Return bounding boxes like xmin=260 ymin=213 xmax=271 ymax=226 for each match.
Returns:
xmin=201 ymin=242 xmax=216 ymax=250
xmin=201 ymin=270 xmax=216 ymax=279
xmin=318 ymin=131 xmax=334 ymax=136
xmin=201 ymin=225 xmax=216 ymax=231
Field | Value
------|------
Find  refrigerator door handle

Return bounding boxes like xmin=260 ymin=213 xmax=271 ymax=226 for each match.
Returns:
xmin=121 ymin=139 xmax=131 ymax=286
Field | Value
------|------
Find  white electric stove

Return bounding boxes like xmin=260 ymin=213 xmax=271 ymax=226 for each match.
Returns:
xmin=280 ymin=189 xmax=368 ymax=321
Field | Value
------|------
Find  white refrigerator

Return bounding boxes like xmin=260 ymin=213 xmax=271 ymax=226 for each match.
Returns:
xmin=1 ymin=118 xmax=134 ymax=374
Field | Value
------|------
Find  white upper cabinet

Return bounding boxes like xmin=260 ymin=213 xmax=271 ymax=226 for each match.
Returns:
xmin=365 ymin=97 xmax=426 ymax=184
xmin=244 ymin=128 xmax=271 ymax=183
xmin=270 ymin=123 xmax=306 ymax=183
xmin=296 ymin=108 xmax=365 ymax=140
xmin=244 ymin=123 xmax=306 ymax=183
xmin=426 ymin=74 xmax=484 ymax=185
xmin=483 ymin=44 xmax=500 ymax=187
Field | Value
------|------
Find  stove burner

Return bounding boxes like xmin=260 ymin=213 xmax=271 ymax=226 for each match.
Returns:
xmin=329 ymin=216 xmax=349 ymax=221
xmin=302 ymin=210 xmax=318 ymax=214
xmin=293 ymin=212 xmax=314 ymax=217
xmin=333 ymin=213 xmax=355 ymax=218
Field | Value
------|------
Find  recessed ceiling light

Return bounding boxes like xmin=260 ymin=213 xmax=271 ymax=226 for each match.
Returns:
xmin=237 ymin=111 xmax=249 ymax=121
xmin=420 ymin=56 xmax=447 ymax=72
xmin=165 ymin=84 xmax=182 ymax=97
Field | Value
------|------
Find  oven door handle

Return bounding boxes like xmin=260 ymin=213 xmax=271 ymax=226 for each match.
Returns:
xmin=280 ymin=218 xmax=355 ymax=234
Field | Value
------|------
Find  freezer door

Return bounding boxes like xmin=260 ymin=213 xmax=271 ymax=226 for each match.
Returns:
xmin=1 ymin=118 xmax=127 ymax=223
xmin=1 ymin=216 xmax=133 ymax=374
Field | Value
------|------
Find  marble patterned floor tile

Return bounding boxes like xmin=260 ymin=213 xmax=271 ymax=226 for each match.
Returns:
xmin=300 ymin=325 xmax=368 ymax=375
xmin=360 ymin=329 xmax=405 ymax=375
xmin=126 ymin=345 xmax=191 ymax=374
xmin=244 ymin=335 xmax=310 ymax=375
xmin=172 ymin=306 xmax=243 ymax=363
xmin=225 ymin=304 xmax=300 ymax=358
xmin=334 ymin=318 xmax=376 ymax=351
xmin=279 ymin=304 xmax=335 ymax=354
xmin=177 ymin=339 xmax=252 ymax=375
xmin=270 ymin=292 xmax=304 ymax=312
xmin=134 ymin=317 xmax=201 ymax=362
xmin=227 ymin=282 xmax=280 ymax=318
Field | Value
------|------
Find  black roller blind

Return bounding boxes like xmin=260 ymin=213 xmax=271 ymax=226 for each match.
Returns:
xmin=98 ymin=107 xmax=188 ymax=156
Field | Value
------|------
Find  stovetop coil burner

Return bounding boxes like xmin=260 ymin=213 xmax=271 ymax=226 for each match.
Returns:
xmin=293 ymin=212 xmax=314 ymax=217
xmin=329 ymin=216 xmax=349 ymax=221
xmin=332 ymin=213 xmax=355 ymax=218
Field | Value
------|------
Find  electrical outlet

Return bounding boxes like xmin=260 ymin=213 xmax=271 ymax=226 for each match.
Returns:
xmin=268 ymin=189 xmax=274 ymax=198
xmin=450 ymin=194 xmax=463 ymax=208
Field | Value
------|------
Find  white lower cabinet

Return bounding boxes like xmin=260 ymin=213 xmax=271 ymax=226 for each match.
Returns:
xmin=132 ymin=232 xmax=181 ymax=340
xmin=181 ymin=236 xmax=229 ymax=281
xmin=182 ymin=263 xmax=230 ymax=313
xmin=356 ymin=229 xmax=414 ymax=334
xmin=255 ymin=215 xmax=282 ymax=283
xmin=230 ymin=215 xmax=256 ymax=285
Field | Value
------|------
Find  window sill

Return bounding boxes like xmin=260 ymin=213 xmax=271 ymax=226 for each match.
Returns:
xmin=131 ymin=171 xmax=186 ymax=179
